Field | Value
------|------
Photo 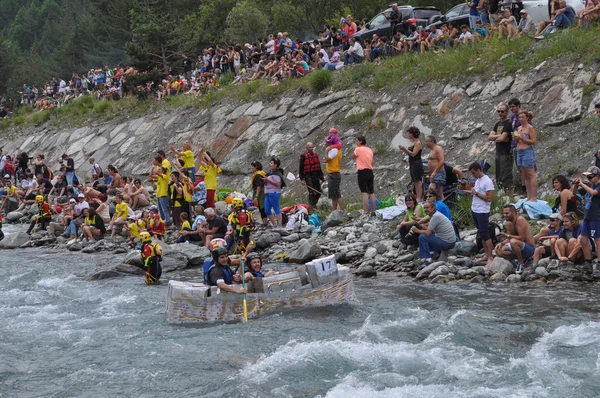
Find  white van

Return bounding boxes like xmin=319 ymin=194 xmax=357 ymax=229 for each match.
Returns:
xmin=519 ymin=0 xmax=585 ymax=23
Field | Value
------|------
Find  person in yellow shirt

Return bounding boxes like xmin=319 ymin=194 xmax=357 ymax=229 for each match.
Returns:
xmin=125 ymin=215 xmax=140 ymax=244
xmin=110 ymin=194 xmax=129 ymax=237
xmin=324 ymin=141 xmax=344 ymax=210
xmin=170 ymin=142 xmax=195 ymax=179
xmin=198 ymin=145 xmax=221 ymax=209
xmin=156 ymin=150 xmax=171 ymax=175
xmin=150 ymin=160 xmax=172 ymax=226
xmin=169 ymin=171 xmax=185 ymax=229
xmin=0 ymin=179 xmax=17 ymax=214
xmin=173 ymin=158 xmax=194 ymax=217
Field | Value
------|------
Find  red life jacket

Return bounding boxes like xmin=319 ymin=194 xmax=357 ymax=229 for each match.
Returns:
xmin=303 ymin=152 xmax=321 ymax=174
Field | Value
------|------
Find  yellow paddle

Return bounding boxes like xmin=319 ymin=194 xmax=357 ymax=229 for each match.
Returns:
xmin=241 ymin=258 xmax=248 ymax=322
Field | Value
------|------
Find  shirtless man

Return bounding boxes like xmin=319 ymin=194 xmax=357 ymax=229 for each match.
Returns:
xmin=494 ymin=204 xmax=535 ymax=273
xmin=425 ymin=135 xmax=445 ymax=200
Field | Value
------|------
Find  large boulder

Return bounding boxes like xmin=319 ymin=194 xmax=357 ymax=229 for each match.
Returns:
xmin=287 ymin=239 xmax=322 ymax=263
xmin=170 ymin=243 xmax=210 ymax=267
xmin=5 ymin=211 xmax=25 ymax=222
xmin=322 ymin=210 xmax=349 ymax=231
xmin=429 ymin=265 xmax=449 ymax=279
xmin=88 ymin=270 xmax=125 ymax=280
xmin=254 ymin=231 xmax=282 ymax=249
xmin=454 ymin=241 xmax=479 ymax=256
xmin=161 ymin=250 xmax=189 ymax=272
xmin=355 ymin=264 xmax=377 ymax=278
xmin=115 ymin=263 xmax=146 ymax=275
xmin=0 ymin=232 xmax=30 ymax=249
xmin=489 ymin=257 xmax=515 ymax=275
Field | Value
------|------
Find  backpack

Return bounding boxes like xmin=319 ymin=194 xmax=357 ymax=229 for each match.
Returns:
xmin=476 ymin=222 xmax=501 ymax=249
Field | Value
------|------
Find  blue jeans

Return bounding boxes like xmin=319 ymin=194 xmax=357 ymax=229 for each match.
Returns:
xmin=418 ymin=234 xmax=455 ymax=259
xmin=480 ymin=12 xmax=489 ymax=25
xmin=185 ymin=167 xmax=196 ymax=180
xmin=469 ymin=15 xmax=480 ymax=29
xmin=370 ymin=47 xmax=384 ymax=62
xmin=554 ymin=13 xmax=572 ymax=29
xmin=344 ymin=53 xmax=364 ymax=66
xmin=324 ymin=63 xmax=337 ymax=71
xmin=63 ymin=220 xmax=79 ymax=236
xmin=157 ymin=196 xmax=171 ymax=225
xmin=65 ymin=172 xmax=74 ymax=186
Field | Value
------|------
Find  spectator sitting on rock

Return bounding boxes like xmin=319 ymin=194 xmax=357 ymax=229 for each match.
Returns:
xmin=532 ymin=213 xmax=564 ymax=269
xmin=395 ymin=193 xmax=426 ymax=250
xmin=551 ymin=175 xmax=578 ymax=215
xmin=473 ymin=20 xmax=488 ymax=39
xmin=453 ymin=25 xmax=474 ymax=48
xmin=411 ymin=200 xmax=457 ymax=264
xmin=535 ymin=0 xmax=576 ymax=38
xmin=344 ymin=37 xmax=364 ymax=66
xmin=579 ymin=0 xmax=600 ymax=27
xmin=420 ymin=25 xmax=443 ymax=54
xmin=555 ymin=212 xmax=583 ymax=263
xmin=495 ymin=204 xmax=535 ymax=274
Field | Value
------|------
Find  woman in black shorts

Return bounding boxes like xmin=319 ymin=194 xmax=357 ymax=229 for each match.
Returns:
xmin=353 ymin=136 xmax=376 ymax=216
xmin=399 ymin=126 xmax=424 ymax=202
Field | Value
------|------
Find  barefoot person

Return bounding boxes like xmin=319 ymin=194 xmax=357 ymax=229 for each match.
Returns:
xmin=495 ymin=205 xmax=535 ymax=273
xmin=469 ymin=162 xmax=494 ymax=267
xmin=424 ymin=135 xmax=445 ymax=200
xmin=353 ymin=135 xmax=376 ymax=216
xmin=399 ymin=126 xmax=424 ymax=202
xmin=555 ymin=212 xmax=583 ymax=264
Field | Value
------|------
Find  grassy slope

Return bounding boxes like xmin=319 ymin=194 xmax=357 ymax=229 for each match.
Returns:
xmin=1 ymin=25 xmax=599 ymax=132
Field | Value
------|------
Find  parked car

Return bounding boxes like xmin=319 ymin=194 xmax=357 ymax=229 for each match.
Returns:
xmin=427 ymin=0 xmax=585 ymax=29
xmin=352 ymin=6 xmax=441 ymax=42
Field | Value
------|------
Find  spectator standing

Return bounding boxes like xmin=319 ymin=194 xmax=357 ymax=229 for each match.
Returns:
xmin=353 ymin=136 xmax=376 ymax=216
xmin=467 ymin=0 xmax=481 ymax=28
xmin=469 ymin=162 xmax=495 ymax=266
xmin=388 ymin=3 xmax=402 ymax=36
xmin=263 ymin=157 xmax=284 ymax=229
xmin=89 ymin=157 xmax=103 ymax=179
xmin=573 ymin=167 xmax=600 ymax=274
xmin=298 ymin=142 xmax=325 ymax=208
xmin=495 ymin=205 xmax=535 ymax=273
xmin=412 ymin=200 xmax=456 ymax=264
xmin=508 ymin=98 xmax=526 ymax=195
xmin=198 ymin=146 xmax=221 ymax=209
xmin=250 ymin=161 xmax=267 ymax=225
xmin=170 ymin=142 xmax=195 ymax=179
xmin=62 ymin=153 xmax=76 ymax=186
xmin=324 ymin=138 xmax=344 ymax=211
xmin=399 ymin=126 xmax=424 ymax=202
xmin=488 ymin=104 xmax=513 ymax=194
xmin=594 ymin=103 xmax=600 ymax=168
xmin=514 ymin=111 xmax=537 ymax=201
xmin=424 ymin=135 xmax=445 ymax=200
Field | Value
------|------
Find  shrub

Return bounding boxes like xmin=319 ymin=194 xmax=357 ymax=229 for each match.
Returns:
xmin=308 ymin=69 xmax=333 ymax=92
xmin=11 ymin=115 xmax=25 ymax=125
xmin=72 ymin=95 xmax=95 ymax=108
xmin=30 ymin=111 xmax=51 ymax=125
xmin=93 ymin=101 xmax=111 ymax=114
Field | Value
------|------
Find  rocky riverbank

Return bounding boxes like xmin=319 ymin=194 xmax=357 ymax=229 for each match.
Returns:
xmin=3 ymin=204 xmax=598 ymax=285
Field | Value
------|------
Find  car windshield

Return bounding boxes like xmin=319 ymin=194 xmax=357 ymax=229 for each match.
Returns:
xmin=414 ymin=9 xmax=441 ymax=19
xmin=445 ymin=4 xmax=466 ymax=18
xmin=369 ymin=13 xmax=389 ymax=26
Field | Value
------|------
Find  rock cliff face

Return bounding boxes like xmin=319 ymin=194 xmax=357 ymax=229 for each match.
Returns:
xmin=1 ymin=60 xmax=599 ymax=203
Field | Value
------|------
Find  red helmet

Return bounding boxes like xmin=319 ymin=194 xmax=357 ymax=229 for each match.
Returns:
xmin=408 ymin=18 xmax=417 ymax=25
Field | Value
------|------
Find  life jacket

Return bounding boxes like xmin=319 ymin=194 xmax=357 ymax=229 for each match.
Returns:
xmin=204 ymin=262 xmax=233 ymax=286
xmin=251 ymin=170 xmax=266 ymax=186
xmin=248 ymin=269 xmax=264 ymax=278
xmin=228 ymin=209 xmax=255 ymax=231
xmin=38 ymin=202 xmax=52 ymax=217
xmin=141 ymin=242 xmax=163 ymax=266
xmin=302 ymin=152 xmax=321 ymax=174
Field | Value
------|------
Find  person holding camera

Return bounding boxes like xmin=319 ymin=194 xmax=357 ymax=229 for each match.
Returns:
xmin=573 ymin=166 xmax=600 ymax=275
xmin=61 ymin=153 xmax=76 ymax=186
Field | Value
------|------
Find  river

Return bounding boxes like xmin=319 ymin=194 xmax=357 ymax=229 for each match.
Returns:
xmin=2 ymin=224 xmax=600 ymax=397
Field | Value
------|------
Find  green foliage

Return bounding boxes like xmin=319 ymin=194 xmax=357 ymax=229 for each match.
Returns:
xmin=93 ymin=101 xmax=111 ymax=114
xmin=30 ymin=110 xmax=51 ymax=125
xmin=451 ymin=189 xmax=506 ymax=228
xmin=249 ymin=141 xmax=266 ymax=160
xmin=225 ymin=1 xmax=270 ymax=44
xmin=11 ymin=115 xmax=25 ymax=125
xmin=345 ymin=108 xmax=374 ymax=124
xmin=307 ymin=69 xmax=333 ymax=92
xmin=374 ymin=141 xmax=386 ymax=155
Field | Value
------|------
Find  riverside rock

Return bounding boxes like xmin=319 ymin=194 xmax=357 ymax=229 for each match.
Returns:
xmin=287 ymin=239 xmax=322 ymax=263
xmin=490 ymin=257 xmax=515 ymax=275
xmin=254 ymin=232 xmax=282 ymax=249
xmin=415 ymin=261 xmax=445 ymax=280
xmin=6 ymin=211 xmax=25 ymax=222
xmin=170 ymin=243 xmax=210 ymax=267
xmin=322 ymin=210 xmax=348 ymax=231
xmin=455 ymin=241 xmax=479 ymax=256
xmin=0 ymin=232 xmax=30 ymax=249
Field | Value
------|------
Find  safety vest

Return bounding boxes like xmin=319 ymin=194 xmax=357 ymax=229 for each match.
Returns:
xmin=205 ymin=263 xmax=233 ymax=286
xmin=303 ymin=152 xmax=321 ymax=174
xmin=141 ymin=242 xmax=163 ymax=266
xmin=248 ymin=269 xmax=264 ymax=278
xmin=228 ymin=209 xmax=255 ymax=231
xmin=38 ymin=202 xmax=52 ymax=217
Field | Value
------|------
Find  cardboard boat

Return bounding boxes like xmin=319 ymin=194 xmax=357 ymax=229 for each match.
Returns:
xmin=166 ymin=255 xmax=356 ymax=323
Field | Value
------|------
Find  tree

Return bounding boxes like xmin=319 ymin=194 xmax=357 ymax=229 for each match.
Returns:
xmin=225 ymin=1 xmax=270 ymax=44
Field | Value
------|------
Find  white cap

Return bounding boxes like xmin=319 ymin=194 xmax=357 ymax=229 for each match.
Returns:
xmin=69 ymin=198 xmax=76 ymax=203
xmin=78 ymin=193 xmax=85 ymax=198
xmin=3 ymin=174 xmax=9 ymax=179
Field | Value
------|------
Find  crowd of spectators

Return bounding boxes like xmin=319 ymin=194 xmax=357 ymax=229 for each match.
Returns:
xmin=3 ymin=0 xmax=599 ymax=119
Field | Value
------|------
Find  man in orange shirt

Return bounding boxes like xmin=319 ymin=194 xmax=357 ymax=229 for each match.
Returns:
xmin=352 ymin=135 xmax=376 ymax=216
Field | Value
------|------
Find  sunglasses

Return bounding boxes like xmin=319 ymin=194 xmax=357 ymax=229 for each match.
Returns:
xmin=426 ymin=195 xmax=434 ymax=198
xmin=497 ymin=110 xmax=507 ymax=113
xmin=549 ymin=218 xmax=558 ymax=222
xmin=405 ymin=199 xmax=413 ymax=202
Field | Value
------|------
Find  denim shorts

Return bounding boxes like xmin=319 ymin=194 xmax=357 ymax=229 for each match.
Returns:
xmin=430 ymin=169 xmax=446 ymax=187
xmin=517 ymin=147 xmax=535 ymax=168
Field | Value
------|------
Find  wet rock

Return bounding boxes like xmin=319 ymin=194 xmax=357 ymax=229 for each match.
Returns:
xmin=506 ymin=274 xmax=522 ymax=283
xmin=19 ymin=240 xmax=35 ymax=248
xmin=67 ymin=242 xmax=83 ymax=251
xmin=453 ymin=257 xmax=474 ymax=268
xmin=490 ymin=257 xmax=514 ymax=275
xmin=490 ymin=272 xmax=507 ymax=281
xmin=287 ymin=239 xmax=322 ymax=263
xmin=535 ymin=267 xmax=549 ymax=278
xmin=355 ymin=264 xmax=377 ymax=278
xmin=454 ymin=241 xmax=479 ymax=256
xmin=113 ymin=247 xmax=127 ymax=254
xmin=88 ymin=270 xmax=125 ymax=280
xmin=457 ymin=268 xmax=478 ymax=279
xmin=255 ymin=232 xmax=282 ymax=249
xmin=170 ymin=243 xmax=210 ymax=267
xmin=397 ymin=252 xmax=418 ymax=263
xmin=546 ymin=259 xmax=560 ymax=271
xmin=431 ymin=275 xmax=454 ymax=284
xmin=525 ymin=273 xmax=541 ymax=282
xmin=123 ymin=251 xmax=144 ymax=267
xmin=6 ymin=211 xmax=25 ymax=222
xmin=282 ymin=233 xmax=300 ymax=243
xmin=115 ymin=263 xmax=145 ymax=275
xmin=322 ymin=210 xmax=349 ymax=231
xmin=161 ymin=250 xmax=189 ymax=272
xmin=415 ymin=261 xmax=445 ymax=280
xmin=81 ymin=245 xmax=97 ymax=254
xmin=429 ymin=265 xmax=449 ymax=279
